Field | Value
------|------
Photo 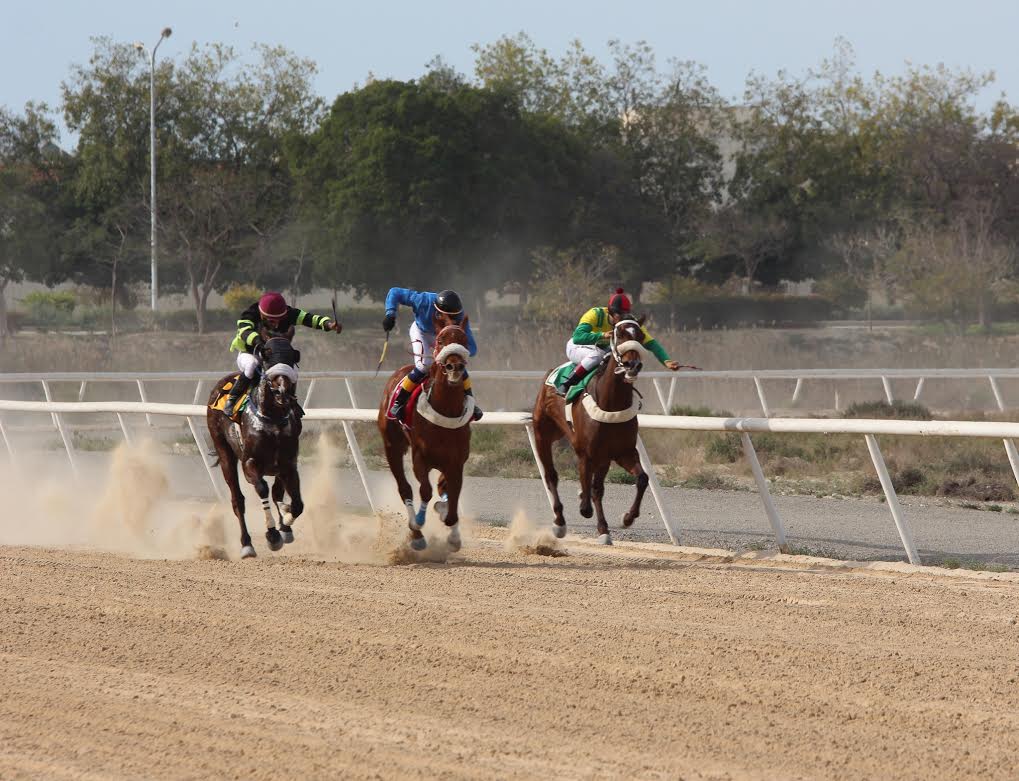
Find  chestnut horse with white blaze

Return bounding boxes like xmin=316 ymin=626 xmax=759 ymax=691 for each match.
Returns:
xmin=532 ymin=318 xmax=650 ymax=544
xmin=207 ymin=331 xmax=304 ymax=558
xmin=378 ymin=324 xmax=475 ymax=551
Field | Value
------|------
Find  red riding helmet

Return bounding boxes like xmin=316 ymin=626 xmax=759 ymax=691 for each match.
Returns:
xmin=258 ymin=292 xmax=287 ymax=320
xmin=607 ymin=287 xmax=631 ymax=314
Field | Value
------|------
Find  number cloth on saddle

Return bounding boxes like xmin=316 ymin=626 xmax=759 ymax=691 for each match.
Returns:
xmin=546 ymin=362 xmax=597 ymax=403
xmin=209 ymin=376 xmax=252 ymax=421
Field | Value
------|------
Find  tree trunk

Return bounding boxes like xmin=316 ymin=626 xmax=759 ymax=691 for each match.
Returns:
xmin=0 ymin=279 xmax=8 ymax=341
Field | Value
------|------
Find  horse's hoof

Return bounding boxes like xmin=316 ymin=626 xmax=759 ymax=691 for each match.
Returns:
xmin=434 ymin=496 xmax=449 ymax=523
xmin=596 ymin=533 xmax=613 ymax=546
xmin=579 ymin=505 xmax=593 ymax=519
xmin=240 ymin=545 xmax=257 ymax=559
xmin=280 ymin=526 xmax=295 ymax=544
xmin=410 ymin=535 xmax=427 ymax=552
xmin=552 ymin=524 xmax=567 ymax=539
xmin=266 ymin=528 xmax=284 ymax=552
xmin=447 ymin=524 xmax=461 ymax=552
xmin=621 ymin=513 xmax=636 ymax=528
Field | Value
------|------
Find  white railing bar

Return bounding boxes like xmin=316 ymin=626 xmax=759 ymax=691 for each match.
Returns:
xmin=913 ymin=377 xmax=925 ymax=401
xmin=340 ymin=377 xmax=376 ymax=514
xmin=40 ymin=380 xmax=77 ymax=476
xmin=0 ymin=416 xmax=15 ymax=464
xmin=135 ymin=380 xmax=153 ymax=427
xmin=864 ymin=433 xmax=920 ymax=564
xmin=116 ymin=413 xmax=132 ymax=444
xmin=77 ymin=381 xmax=88 ymax=402
xmin=666 ymin=376 xmax=677 ymax=412
xmin=986 ymin=376 xmax=1019 ymax=492
xmin=791 ymin=378 xmax=804 ymax=406
xmin=191 ymin=380 xmax=205 ymax=405
xmin=881 ymin=376 xmax=894 ymax=404
xmin=740 ymin=432 xmax=787 ymax=551
xmin=303 ymin=378 xmax=318 ymax=409
xmin=989 ymin=376 xmax=1007 ymax=411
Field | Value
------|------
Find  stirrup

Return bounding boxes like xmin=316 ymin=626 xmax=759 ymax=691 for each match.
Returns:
xmin=555 ymin=381 xmax=571 ymax=398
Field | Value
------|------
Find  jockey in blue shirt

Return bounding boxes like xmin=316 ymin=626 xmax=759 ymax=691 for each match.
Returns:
xmin=383 ymin=288 xmax=482 ymax=422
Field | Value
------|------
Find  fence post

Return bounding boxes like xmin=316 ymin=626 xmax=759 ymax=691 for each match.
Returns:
xmin=635 ymin=435 xmax=680 ymax=545
xmin=864 ymin=433 xmax=919 ymax=565
xmin=986 ymin=376 xmax=1019 ymax=491
xmin=303 ymin=379 xmax=318 ymax=410
xmin=791 ymin=378 xmax=804 ymax=406
xmin=881 ymin=376 xmax=894 ymax=404
xmin=665 ymin=376 xmax=677 ymax=413
xmin=989 ymin=376 xmax=1007 ymax=411
xmin=524 ymin=423 xmax=557 ymax=514
xmin=116 ymin=413 xmax=132 ymax=444
xmin=913 ymin=377 xmax=925 ymax=402
xmin=740 ymin=433 xmax=787 ymax=551
xmin=342 ymin=378 xmax=378 ymax=514
xmin=651 ymin=379 xmax=668 ymax=414
xmin=186 ymin=416 xmax=225 ymax=502
xmin=41 ymin=380 xmax=77 ymax=476
xmin=77 ymin=381 xmax=88 ymax=402
xmin=136 ymin=380 xmax=153 ymax=426
xmin=753 ymin=377 xmax=771 ymax=418
xmin=192 ymin=380 xmax=205 ymax=405
xmin=0 ymin=416 xmax=16 ymax=463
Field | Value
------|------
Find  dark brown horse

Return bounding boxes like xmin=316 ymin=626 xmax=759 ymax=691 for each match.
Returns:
xmin=532 ymin=318 xmax=650 ymax=544
xmin=377 ymin=325 xmax=474 ymax=552
xmin=207 ymin=334 xmax=303 ymax=558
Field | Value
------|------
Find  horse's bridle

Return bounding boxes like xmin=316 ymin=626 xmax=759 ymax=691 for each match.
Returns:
xmin=609 ymin=319 xmax=646 ymax=383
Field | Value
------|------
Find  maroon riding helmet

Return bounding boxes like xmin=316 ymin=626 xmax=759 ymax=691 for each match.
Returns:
xmin=258 ymin=292 xmax=287 ymax=324
xmin=607 ymin=287 xmax=631 ymax=315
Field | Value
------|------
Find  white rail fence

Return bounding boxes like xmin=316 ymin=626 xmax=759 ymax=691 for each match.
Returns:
xmin=3 ymin=367 xmax=1019 ymax=420
xmin=5 ymin=394 xmax=1019 ymax=565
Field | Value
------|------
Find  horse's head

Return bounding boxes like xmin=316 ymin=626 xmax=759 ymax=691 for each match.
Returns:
xmin=258 ymin=333 xmax=299 ymax=413
xmin=610 ymin=317 xmax=647 ymax=384
xmin=433 ymin=324 xmax=470 ymax=385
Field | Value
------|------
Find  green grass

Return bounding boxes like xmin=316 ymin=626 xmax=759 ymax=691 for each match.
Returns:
xmin=931 ymin=557 xmax=1011 ymax=572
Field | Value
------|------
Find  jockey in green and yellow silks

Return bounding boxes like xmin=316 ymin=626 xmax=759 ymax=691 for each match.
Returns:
xmin=555 ymin=288 xmax=680 ymax=397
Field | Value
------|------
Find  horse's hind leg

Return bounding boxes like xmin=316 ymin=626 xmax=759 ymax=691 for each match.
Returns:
xmin=616 ymin=450 xmax=649 ymax=528
xmin=243 ymin=458 xmax=282 ymax=552
xmin=272 ymin=477 xmax=294 ymax=544
xmin=591 ymin=460 xmax=612 ymax=544
xmin=383 ymin=427 xmax=415 ymax=530
xmin=409 ymin=450 xmax=433 ymax=551
xmin=533 ymin=420 xmax=567 ymax=537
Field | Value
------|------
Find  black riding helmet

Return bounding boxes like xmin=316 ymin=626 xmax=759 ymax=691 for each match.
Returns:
xmin=434 ymin=289 xmax=463 ymax=316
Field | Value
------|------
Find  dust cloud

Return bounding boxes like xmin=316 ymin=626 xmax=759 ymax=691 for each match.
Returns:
xmin=504 ymin=510 xmax=568 ymax=557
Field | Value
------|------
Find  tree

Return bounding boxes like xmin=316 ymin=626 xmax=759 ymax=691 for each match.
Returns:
xmin=0 ymin=103 xmax=63 ymax=338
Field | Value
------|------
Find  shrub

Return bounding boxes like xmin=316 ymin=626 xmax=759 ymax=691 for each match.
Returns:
xmin=223 ymin=283 xmax=263 ymax=314
xmin=844 ymin=400 xmax=932 ymax=420
xmin=20 ymin=290 xmax=77 ymax=326
xmin=705 ymin=434 xmax=741 ymax=463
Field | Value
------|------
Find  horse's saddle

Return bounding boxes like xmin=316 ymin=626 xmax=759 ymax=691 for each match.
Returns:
xmin=209 ymin=375 xmax=252 ymax=422
xmin=545 ymin=362 xmax=596 ymax=403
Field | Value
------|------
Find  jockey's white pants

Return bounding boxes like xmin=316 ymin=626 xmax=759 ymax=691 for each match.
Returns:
xmin=566 ymin=339 xmax=606 ymax=371
xmin=237 ymin=351 xmax=259 ymax=379
xmin=409 ymin=322 xmax=435 ymax=373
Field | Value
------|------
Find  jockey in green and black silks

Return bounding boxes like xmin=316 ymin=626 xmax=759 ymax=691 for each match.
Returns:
xmin=223 ymin=291 xmax=341 ymax=417
xmin=382 ymin=287 xmax=482 ymax=422
xmin=556 ymin=288 xmax=681 ymax=397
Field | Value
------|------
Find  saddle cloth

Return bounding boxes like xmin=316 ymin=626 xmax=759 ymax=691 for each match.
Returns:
xmin=209 ymin=375 xmax=251 ymax=422
xmin=545 ymin=361 xmax=596 ymax=403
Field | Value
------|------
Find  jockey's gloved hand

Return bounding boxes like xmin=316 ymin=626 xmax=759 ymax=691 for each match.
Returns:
xmin=327 ymin=320 xmax=342 ymax=334
xmin=382 ymin=313 xmax=396 ymax=332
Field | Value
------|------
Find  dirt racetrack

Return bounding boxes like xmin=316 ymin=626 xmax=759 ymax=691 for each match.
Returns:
xmin=3 ymin=530 xmax=1019 ymax=781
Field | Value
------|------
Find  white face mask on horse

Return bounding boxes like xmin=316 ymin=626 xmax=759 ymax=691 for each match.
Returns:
xmin=609 ymin=319 xmax=648 ymax=383
xmin=434 ymin=342 xmax=469 ymax=384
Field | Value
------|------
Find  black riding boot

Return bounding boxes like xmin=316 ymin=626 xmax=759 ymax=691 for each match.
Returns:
xmin=387 ymin=384 xmax=412 ymax=421
xmin=465 ymin=388 xmax=483 ymax=421
xmin=223 ymin=373 xmax=252 ymax=417
xmin=555 ymin=364 xmax=590 ymax=397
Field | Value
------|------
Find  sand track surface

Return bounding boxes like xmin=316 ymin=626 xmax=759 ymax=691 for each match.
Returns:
xmin=3 ymin=537 xmax=1019 ymax=781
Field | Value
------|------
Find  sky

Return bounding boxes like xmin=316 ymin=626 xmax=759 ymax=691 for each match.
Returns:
xmin=3 ymin=0 xmax=1017 ymax=148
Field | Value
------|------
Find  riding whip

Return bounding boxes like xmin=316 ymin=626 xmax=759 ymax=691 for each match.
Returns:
xmin=375 ymin=331 xmax=390 ymax=378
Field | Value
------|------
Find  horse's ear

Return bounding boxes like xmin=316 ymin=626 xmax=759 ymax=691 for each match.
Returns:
xmin=638 ymin=313 xmax=647 ymax=326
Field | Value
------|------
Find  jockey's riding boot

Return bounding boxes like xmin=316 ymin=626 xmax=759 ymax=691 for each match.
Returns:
xmin=387 ymin=384 xmax=413 ymax=421
xmin=555 ymin=365 xmax=590 ymax=397
xmin=223 ymin=374 xmax=252 ymax=418
xmin=465 ymin=389 xmax=483 ymax=421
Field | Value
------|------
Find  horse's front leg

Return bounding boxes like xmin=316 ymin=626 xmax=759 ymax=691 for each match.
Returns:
xmin=616 ymin=450 xmax=649 ymax=528
xmin=591 ymin=460 xmax=612 ymax=544
xmin=243 ymin=457 xmax=283 ymax=552
xmin=439 ymin=467 xmax=465 ymax=552
xmin=272 ymin=475 xmax=296 ymax=544
xmin=409 ymin=450 xmax=433 ymax=551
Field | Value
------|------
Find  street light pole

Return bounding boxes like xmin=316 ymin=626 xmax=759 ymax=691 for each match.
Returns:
xmin=136 ymin=27 xmax=172 ymax=312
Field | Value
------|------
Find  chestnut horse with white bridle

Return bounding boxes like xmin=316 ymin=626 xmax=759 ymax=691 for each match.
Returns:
xmin=531 ymin=318 xmax=650 ymax=544
xmin=378 ymin=324 xmax=475 ymax=552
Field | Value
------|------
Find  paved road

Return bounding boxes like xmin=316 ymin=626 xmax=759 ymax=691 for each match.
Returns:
xmin=23 ymin=449 xmax=1019 ymax=569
